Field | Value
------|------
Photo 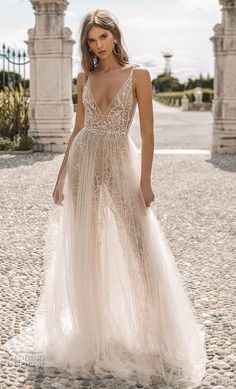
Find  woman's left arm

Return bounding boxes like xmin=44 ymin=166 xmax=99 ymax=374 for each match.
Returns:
xmin=135 ymin=67 xmax=155 ymax=207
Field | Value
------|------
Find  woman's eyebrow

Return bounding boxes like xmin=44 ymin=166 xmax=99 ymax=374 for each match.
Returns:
xmin=87 ymin=33 xmax=107 ymax=40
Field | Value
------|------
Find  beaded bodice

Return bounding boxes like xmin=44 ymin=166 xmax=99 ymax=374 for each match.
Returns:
xmin=82 ymin=65 xmax=137 ymax=136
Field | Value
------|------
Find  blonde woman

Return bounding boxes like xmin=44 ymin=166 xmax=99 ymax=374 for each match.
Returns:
xmin=3 ymin=9 xmax=206 ymax=389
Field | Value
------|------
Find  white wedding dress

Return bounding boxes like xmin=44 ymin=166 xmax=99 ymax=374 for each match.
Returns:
xmin=2 ymin=64 xmax=207 ymax=388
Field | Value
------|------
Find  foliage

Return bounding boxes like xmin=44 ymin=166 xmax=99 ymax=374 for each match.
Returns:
xmin=153 ymin=88 xmax=214 ymax=107
xmin=72 ymin=77 xmax=78 ymax=104
xmin=184 ymin=73 xmax=213 ymax=90
xmin=12 ymin=134 xmax=33 ymax=150
xmin=152 ymin=72 xmax=214 ymax=93
xmin=72 ymin=92 xmax=77 ymax=104
xmin=152 ymin=73 xmax=184 ymax=93
xmin=0 ymin=70 xmax=29 ymax=92
xmin=0 ymin=84 xmax=29 ymax=140
xmin=0 ymin=135 xmax=33 ymax=151
xmin=0 ymin=137 xmax=13 ymax=150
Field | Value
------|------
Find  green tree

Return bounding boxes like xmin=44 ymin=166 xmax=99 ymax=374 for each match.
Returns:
xmin=152 ymin=73 xmax=184 ymax=93
xmin=184 ymin=74 xmax=213 ymax=90
xmin=152 ymin=72 xmax=214 ymax=93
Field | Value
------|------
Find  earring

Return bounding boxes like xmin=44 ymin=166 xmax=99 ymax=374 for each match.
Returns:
xmin=112 ymin=41 xmax=119 ymax=56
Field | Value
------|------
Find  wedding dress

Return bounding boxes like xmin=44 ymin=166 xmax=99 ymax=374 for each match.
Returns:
xmin=2 ymin=63 xmax=207 ymax=388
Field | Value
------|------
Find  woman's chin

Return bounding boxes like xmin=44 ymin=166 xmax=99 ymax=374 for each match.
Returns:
xmin=98 ymin=51 xmax=111 ymax=59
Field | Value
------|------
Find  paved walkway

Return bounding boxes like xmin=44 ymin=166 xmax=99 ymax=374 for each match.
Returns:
xmin=0 ymin=102 xmax=235 ymax=389
xmin=130 ymin=100 xmax=213 ymax=150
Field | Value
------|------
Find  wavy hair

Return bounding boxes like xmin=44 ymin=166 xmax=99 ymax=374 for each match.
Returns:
xmin=79 ymin=9 xmax=130 ymax=77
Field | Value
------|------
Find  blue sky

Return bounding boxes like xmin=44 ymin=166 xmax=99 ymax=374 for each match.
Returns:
xmin=0 ymin=0 xmax=221 ymax=81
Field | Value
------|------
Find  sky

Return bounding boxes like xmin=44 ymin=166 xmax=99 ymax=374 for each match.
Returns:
xmin=0 ymin=0 xmax=221 ymax=82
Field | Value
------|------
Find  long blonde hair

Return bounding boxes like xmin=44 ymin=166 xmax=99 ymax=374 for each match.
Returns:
xmin=79 ymin=9 xmax=130 ymax=76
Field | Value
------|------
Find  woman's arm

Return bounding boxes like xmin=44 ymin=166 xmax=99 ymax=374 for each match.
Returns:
xmin=134 ymin=66 xmax=155 ymax=206
xmin=54 ymin=71 xmax=86 ymax=187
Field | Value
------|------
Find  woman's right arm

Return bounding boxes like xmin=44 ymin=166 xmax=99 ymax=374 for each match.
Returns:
xmin=52 ymin=71 xmax=87 ymax=204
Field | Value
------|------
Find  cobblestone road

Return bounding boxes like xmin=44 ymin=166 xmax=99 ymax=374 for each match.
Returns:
xmin=0 ymin=102 xmax=235 ymax=389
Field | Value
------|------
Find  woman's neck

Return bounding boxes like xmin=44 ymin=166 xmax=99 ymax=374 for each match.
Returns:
xmin=95 ymin=57 xmax=122 ymax=72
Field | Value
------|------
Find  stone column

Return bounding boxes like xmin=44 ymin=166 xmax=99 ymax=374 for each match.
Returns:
xmin=25 ymin=0 xmax=75 ymax=152
xmin=210 ymin=0 xmax=236 ymax=154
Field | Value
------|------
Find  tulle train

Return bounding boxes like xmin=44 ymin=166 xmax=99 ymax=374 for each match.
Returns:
xmin=2 ymin=131 xmax=207 ymax=388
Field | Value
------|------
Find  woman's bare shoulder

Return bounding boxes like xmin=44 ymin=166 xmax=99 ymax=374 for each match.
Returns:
xmin=77 ymin=71 xmax=89 ymax=89
xmin=133 ymin=64 xmax=151 ymax=85
xmin=133 ymin=63 xmax=150 ymax=75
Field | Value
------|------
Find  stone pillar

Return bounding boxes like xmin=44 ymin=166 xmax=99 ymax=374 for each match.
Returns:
xmin=210 ymin=0 xmax=236 ymax=154
xmin=25 ymin=0 xmax=75 ymax=152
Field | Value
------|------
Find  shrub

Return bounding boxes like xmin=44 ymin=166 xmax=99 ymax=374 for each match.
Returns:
xmin=0 ymin=135 xmax=33 ymax=151
xmin=0 ymin=85 xmax=29 ymax=140
xmin=0 ymin=137 xmax=13 ymax=151
xmin=12 ymin=134 xmax=33 ymax=151
xmin=153 ymin=89 xmax=214 ymax=106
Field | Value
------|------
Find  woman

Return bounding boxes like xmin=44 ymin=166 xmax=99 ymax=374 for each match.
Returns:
xmin=3 ymin=9 xmax=207 ymax=389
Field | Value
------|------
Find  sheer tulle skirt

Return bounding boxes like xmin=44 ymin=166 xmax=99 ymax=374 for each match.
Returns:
xmin=2 ymin=128 xmax=207 ymax=388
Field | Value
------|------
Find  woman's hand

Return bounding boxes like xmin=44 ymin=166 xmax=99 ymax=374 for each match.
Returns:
xmin=53 ymin=178 xmax=65 ymax=206
xmin=140 ymin=181 xmax=155 ymax=207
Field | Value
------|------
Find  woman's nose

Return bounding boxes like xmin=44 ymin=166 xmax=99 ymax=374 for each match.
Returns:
xmin=96 ymin=40 xmax=103 ymax=49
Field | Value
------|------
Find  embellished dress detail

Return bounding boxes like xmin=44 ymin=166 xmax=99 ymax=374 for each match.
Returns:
xmin=2 ymin=64 xmax=207 ymax=388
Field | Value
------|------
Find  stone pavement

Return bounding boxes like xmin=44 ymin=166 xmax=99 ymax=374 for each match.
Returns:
xmin=130 ymin=100 xmax=212 ymax=150
xmin=0 ymin=101 xmax=235 ymax=388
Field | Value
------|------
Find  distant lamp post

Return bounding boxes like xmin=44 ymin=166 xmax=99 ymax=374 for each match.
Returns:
xmin=162 ymin=51 xmax=173 ymax=76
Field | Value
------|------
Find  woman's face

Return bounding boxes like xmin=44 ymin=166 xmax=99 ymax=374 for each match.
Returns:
xmin=87 ymin=26 xmax=115 ymax=60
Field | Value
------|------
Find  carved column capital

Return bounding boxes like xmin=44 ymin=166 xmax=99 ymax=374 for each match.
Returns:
xmin=219 ymin=0 xmax=236 ymax=9
xmin=30 ymin=0 xmax=69 ymax=12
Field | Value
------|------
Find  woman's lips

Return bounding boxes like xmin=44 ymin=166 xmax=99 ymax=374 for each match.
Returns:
xmin=98 ymin=50 xmax=106 ymax=54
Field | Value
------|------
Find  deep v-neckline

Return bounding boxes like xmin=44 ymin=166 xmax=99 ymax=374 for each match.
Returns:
xmin=88 ymin=64 xmax=134 ymax=118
